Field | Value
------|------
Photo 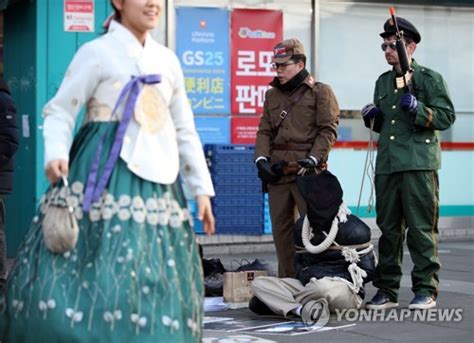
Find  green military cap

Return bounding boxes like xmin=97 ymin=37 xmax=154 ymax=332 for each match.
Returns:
xmin=272 ymin=38 xmax=305 ymax=64
xmin=380 ymin=17 xmax=421 ymax=44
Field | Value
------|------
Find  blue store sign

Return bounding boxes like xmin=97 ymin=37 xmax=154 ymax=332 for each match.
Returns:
xmin=194 ymin=116 xmax=231 ymax=145
xmin=176 ymin=7 xmax=230 ymax=115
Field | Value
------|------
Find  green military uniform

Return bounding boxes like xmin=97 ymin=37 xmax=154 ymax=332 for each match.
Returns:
xmin=365 ymin=60 xmax=455 ymax=301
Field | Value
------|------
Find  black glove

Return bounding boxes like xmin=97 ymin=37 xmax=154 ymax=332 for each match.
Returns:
xmin=297 ymin=157 xmax=317 ymax=168
xmin=256 ymin=160 xmax=280 ymax=183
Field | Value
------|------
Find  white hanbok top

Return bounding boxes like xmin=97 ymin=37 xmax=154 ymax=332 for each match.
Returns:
xmin=43 ymin=20 xmax=214 ymax=198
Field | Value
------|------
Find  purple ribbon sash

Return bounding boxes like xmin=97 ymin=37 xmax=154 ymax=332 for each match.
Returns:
xmin=82 ymin=74 xmax=161 ymax=212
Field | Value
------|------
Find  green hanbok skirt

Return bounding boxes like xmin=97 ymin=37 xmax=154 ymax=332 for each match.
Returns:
xmin=0 ymin=122 xmax=204 ymax=342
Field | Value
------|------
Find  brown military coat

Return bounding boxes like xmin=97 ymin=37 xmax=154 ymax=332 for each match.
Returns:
xmin=254 ymin=75 xmax=340 ymax=183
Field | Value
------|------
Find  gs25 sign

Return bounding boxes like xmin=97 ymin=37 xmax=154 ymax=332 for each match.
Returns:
xmin=182 ymin=51 xmax=224 ymax=67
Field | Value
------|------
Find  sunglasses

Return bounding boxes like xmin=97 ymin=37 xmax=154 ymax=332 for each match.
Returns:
xmin=271 ymin=62 xmax=296 ymax=70
xmin=381 ymin=42 xmax=398 ymax=52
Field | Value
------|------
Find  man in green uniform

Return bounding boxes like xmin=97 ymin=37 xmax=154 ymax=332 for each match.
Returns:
xmin=254 ymin=38 xmax=339 ymax=278
xmin=362 ymin=17 xmax=455 ymax=310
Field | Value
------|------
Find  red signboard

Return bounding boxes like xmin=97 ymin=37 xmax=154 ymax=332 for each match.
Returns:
xmin=64 ymin=0 xmax=94 ymax=32
xmin=65 ymin=1 xmax=93 ymax=12
xmin=231 ymin=116 xmax=261 ymax=144
xmin=231 ymin=9 xmax=283 ymax=115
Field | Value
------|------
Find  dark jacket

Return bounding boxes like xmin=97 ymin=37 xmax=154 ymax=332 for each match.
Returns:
xmin=254 ymin=75 xmax=339 ymax=183
xmin=293 ymin=215 xmax=376 ymax=299
xmin=0 ymin=79 xmax=19 ymax=194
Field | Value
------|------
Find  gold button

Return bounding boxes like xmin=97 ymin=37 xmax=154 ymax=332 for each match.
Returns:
xmin=391 ymin=120 xmax=395 ymax=124
xmin=113 ymin=81 xmax=122 ymax=89
xmin=124 ymin=136 xmax=131 ymax=144
xmin=392 ymin=105 xmax=396 ymax=109
xmin=425 ymin=139 xmax=430 ymax=143
xmin=390 ymin=136 xmax=395 ymax=140
xmin=394 ymin=89 xmax=398 ymax=94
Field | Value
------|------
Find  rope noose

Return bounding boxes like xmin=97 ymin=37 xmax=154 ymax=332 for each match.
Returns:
xmin=302 ymin=202 xmax=375 ymax=294
xmin=301 ymin=203 xmax=350 ymax=254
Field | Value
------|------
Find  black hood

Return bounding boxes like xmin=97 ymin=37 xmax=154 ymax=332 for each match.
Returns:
xmin=296 ymin=170 xmax=343 ymax=231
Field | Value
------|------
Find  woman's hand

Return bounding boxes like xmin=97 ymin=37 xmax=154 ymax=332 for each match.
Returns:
xmin=196 ymin=195 xmax=215 ymax=235
xmin=45 ymin=159 xmax=69 ymax=184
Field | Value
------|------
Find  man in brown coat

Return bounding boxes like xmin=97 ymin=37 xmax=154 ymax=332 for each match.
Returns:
xmin=254 ymin=38 xmax=340 ymax=277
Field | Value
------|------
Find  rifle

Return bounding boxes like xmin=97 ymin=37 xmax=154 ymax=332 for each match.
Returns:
xmin=261 ymin=161 xmax=325 ymax=192
xmin=281 ymin=161 xmax=327 ymax=175
xmin=389 ymin=7 xmax=413 ymax=93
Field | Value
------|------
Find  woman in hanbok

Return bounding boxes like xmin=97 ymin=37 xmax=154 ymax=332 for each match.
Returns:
xmin=1 ymin=0 xmax=215 ymax=341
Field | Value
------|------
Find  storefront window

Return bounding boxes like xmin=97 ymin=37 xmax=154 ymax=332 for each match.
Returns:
xmin=173 ymin=0 xmax=314 ymax=73
xmin=170 ymin=1 xmax=472 ymax=143
xmin=150 ymin=1 xmax=167 ymax=45
xmin=318 ymin=1 xmax=473 ymax=142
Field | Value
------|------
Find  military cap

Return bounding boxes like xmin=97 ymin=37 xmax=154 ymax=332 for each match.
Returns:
xmin=380 ymin=17 xmax=421 ymax=44
xmin=272 ymin=38 xmax=305 ymax=63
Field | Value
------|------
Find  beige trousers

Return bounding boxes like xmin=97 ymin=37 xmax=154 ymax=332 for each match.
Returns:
xmin=251 ymin=276 xmax=363 ymax=315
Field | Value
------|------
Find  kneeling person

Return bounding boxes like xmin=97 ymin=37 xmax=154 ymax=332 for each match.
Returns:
xmin=249 ymin=171 xmax=376 ymax=322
